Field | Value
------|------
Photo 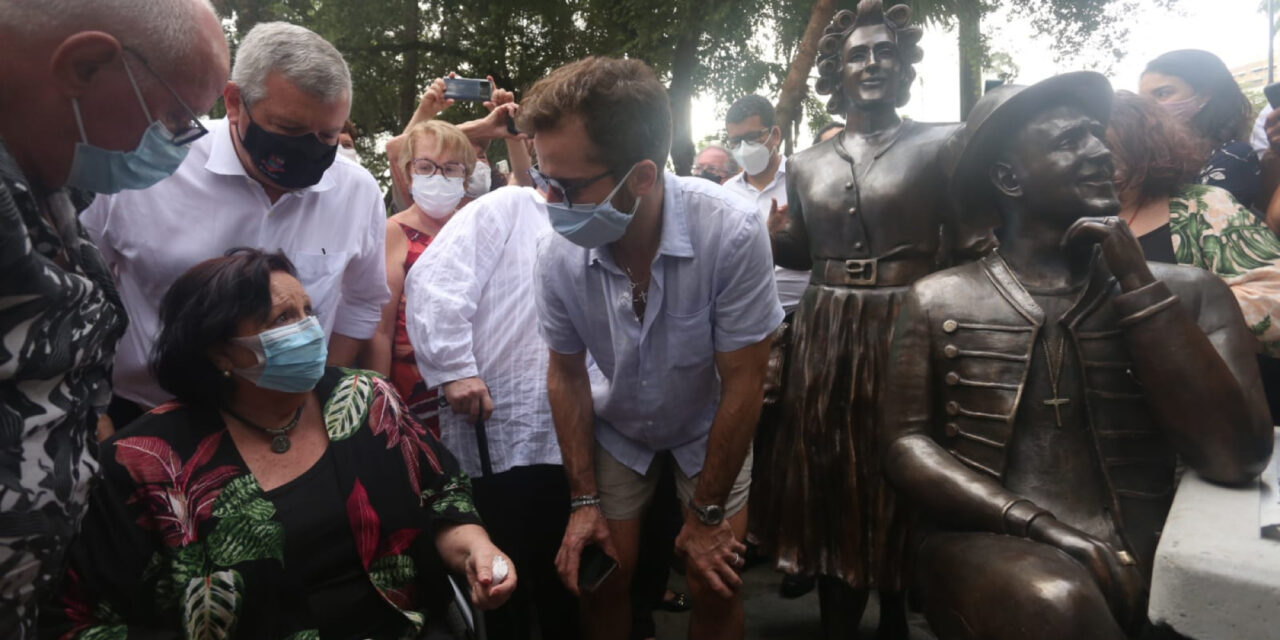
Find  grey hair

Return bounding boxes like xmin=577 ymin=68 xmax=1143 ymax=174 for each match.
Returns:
xmin=231 ymin=22 xmax=351 ymax=107
xmin=0 ymin=0 xmax=219 ymax=76
xmin=697 ymin=143 xmax=740 ymax=174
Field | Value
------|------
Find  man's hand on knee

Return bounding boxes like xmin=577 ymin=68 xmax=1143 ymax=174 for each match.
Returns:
xmin=675 ymin=519 xmax=746 ymax=599
xmin=554 ymin=504 xmax=615 ymax=596
xmin=1029 ymin=515 xmax=1145 ymax=629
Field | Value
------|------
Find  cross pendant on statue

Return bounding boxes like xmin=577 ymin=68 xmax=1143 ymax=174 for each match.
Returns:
xmin=1043 ymin=396 xmax=1069 ymax=428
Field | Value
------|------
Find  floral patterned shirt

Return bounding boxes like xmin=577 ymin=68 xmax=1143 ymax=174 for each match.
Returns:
xmin=43 ymin=368 xmax=481 ymax=640
xmin=1169 ymin=184 xmax=1280 ymax=356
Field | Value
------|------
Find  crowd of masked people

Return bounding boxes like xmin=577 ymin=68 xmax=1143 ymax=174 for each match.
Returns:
xmin=3 ymin=0 xmax=1280 ymax=639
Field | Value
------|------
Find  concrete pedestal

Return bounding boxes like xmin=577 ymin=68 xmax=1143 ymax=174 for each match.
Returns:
xmin=1148 ymin=436 xmax=1280 ymax=640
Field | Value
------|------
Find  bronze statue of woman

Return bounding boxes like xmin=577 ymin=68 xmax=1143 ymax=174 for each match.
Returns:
xmin=760 ymin=1 xmax=991 ymax=636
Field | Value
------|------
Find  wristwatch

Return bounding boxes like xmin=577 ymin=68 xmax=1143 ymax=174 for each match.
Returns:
xmin=689 ymin=500 xmax=725 ymax=526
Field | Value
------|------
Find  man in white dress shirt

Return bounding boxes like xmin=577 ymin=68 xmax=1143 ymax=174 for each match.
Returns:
xmin=404 ymin=184 xmax=578 ymax=639
xmin=721 ymin=94 xmax=809 ymax=316
xmin=719 ymin=96 xmax=812 ymax=598
xmin=526 ymin=57 xmax=782 ymax=640
xmin=83 ymin=22 xmax=391 ymax=429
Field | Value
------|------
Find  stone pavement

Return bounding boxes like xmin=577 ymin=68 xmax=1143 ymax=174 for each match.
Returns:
xmin=652 ymin=564 xmax=937 ymax=640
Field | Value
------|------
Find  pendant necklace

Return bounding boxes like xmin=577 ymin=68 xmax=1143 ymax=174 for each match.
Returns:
xmin=1042 ymin=332 xmax=1070 ymax=428
xmin=623 ymin=265 xmax=649 ymax=320
xmin=225 ymin=404 xmax=305 ymax=454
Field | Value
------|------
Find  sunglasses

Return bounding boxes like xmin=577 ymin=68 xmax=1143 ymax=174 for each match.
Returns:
xmin=528 ymin=166 xmax=616 ymax=206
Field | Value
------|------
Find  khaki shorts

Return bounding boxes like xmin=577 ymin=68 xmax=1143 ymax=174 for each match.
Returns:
xmin=594 ymin=441 xmax=752 ymax=521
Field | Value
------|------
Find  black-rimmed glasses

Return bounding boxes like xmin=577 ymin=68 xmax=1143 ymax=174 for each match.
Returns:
xmin=412 ymin=158 xmax=468 ymax=179
xmin=724 ymin=128 xmax=771 ymax=148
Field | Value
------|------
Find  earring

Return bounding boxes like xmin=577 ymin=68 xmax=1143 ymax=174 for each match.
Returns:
xmin=222 ymin=370 xmax=232 ymax=378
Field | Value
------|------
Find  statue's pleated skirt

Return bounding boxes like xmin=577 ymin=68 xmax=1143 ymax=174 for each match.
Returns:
xmin=758 ymin=283 xmax=909 ymax=590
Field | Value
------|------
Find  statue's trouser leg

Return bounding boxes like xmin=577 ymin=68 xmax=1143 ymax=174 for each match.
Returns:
xmin=877 ymin=590 xmax=908 ymax=639
xmin=916 ymin=532 xmax=1127 ymax=640
xmin=817 ymin=576 xmax=869 ymax=639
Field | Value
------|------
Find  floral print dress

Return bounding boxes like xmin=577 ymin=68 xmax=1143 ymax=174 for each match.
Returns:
xmin=42 ymin=368 xmax=481 ymax=640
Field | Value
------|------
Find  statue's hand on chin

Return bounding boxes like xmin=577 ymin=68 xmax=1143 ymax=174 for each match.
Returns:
xmin=1061 ymin=216 xmax=1156 ymax=292
xmin=1028 ymin=514 xmax=1146 ymax=631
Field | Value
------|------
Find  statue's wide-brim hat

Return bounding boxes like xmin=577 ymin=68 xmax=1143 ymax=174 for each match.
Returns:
xmin=949 ymin=71 xmax=1113 ymax=214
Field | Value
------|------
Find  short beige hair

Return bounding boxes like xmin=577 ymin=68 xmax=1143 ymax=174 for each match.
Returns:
xmin=402 ymin=120 xmax=477 ymax=179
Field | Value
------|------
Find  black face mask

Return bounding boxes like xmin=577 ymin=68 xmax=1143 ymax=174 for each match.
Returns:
xmin=697 ymin=170 xmax=723 ymax=183
xmin=238 ymin=108 xmax=338 ymax=189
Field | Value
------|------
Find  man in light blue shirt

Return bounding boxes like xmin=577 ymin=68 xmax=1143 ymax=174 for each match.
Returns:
xmin=522 ymin=57 xmax=782 ymax=640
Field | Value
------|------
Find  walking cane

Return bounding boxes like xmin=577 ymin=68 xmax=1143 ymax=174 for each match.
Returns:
xmin=474 ymin=414 xmax=493 ymax=477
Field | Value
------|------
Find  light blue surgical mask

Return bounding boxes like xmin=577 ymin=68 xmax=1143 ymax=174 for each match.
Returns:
xmin=230 ymin=316 xmax=328 ymax=393
xmin=545 ymin=165 xmax=641 ymax=249
xmin=64 ymin=58 xmax=190 ymax=194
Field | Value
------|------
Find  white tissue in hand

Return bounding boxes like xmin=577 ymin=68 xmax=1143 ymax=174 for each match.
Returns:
xmin=491 ymin=555 xmax=509 ymax=584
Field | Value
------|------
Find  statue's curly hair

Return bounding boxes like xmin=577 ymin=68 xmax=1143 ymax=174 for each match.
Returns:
xmin=815 ymin=0 xmax=923 ymax=114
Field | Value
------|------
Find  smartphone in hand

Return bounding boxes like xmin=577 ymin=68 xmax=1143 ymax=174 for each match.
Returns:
xmin=1265 ymin=81 xmax=1280 ymax=110
xmin=444 ymin=77 xmax=491 ymax=102
xmin=578 ymin=543 xmax=619 ymax=594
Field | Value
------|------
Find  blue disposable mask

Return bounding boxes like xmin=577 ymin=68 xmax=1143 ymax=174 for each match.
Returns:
xmin=545 ymin=165 xmax=641 ymax=249
xmin=64 ymin=59 xmax=190 ymax=194
xmin=230 ymin=316 xmax=328 ymax=393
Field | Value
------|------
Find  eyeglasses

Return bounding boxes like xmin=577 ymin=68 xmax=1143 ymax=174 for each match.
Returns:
xmin=725 ymin=128 xmax=771 ymax=148
xmin=692 ymin=163 xmax=726 ymax=175
xmin=527 ymin=166 xmax=615 ymax=206
xmin=123 ymin=47 xmax=209 ymax=146
xmin=412 ymin=158 xmax=468 ymax=179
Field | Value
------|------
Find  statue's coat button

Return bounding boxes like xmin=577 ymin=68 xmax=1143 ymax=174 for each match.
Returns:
xmin=944 ymin=344 xmax=959 ymax=358
xmin=942 ymin=319 xmax=958 ymax=333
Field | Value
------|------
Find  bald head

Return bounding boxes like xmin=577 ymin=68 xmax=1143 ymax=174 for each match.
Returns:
xmin=0 ymin=0 xmax=229 ymax=189
xmin=0 ymin=0 xmax=227 ymax=75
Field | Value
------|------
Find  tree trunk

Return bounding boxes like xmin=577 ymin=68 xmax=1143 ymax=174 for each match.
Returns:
xmin=957 ymin=3 xmax=982 ymax=120
xmin=668 ymin=22 xmax=700 ymax=176
xmin=397 ymin=0 xmax=422 ymax=126
xmin=775 ymin=0 xmax=839 ymax=155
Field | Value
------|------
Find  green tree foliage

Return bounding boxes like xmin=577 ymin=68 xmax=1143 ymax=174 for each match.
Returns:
xmin=212 ymin=0 xmax=784 ymax=183
xmin=896 ymin=0 xmax=1179 ymax=118
xmin=210 ymin=0 xmax=1178 ymax=187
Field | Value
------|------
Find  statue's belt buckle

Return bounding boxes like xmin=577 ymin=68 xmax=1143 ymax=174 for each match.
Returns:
xmin=844 ymin=258 xmax=878 ymax=285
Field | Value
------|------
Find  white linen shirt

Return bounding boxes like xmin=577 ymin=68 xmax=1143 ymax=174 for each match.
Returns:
xmin=404 ymin=186 xmax=562 ymax=477
xmin=721 ymin=156 xmax=809 ymax=313
xmin=534 ymin=172 xmax=784 ymax=476
xmin=82 ymin=118 xmax=390 ymax=408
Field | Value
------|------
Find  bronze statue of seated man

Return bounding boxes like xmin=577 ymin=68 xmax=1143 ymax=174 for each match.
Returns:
xmin=880 ymin=71 xmax=1274 ymax=639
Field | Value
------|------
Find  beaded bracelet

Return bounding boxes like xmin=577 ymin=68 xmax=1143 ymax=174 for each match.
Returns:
xmin=570 ymin=494 xmax=601 ymax=511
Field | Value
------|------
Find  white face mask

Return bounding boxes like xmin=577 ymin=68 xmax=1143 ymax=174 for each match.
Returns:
xmin=467 ymin=161 xmax=492 ymax=197
xmin=337 ymin=146 xmax=361 ymax=164
xmin=411 ymin=174 xmax=465 ymax=219
xmin=731 ymin=130 xmax=775 ymax=176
